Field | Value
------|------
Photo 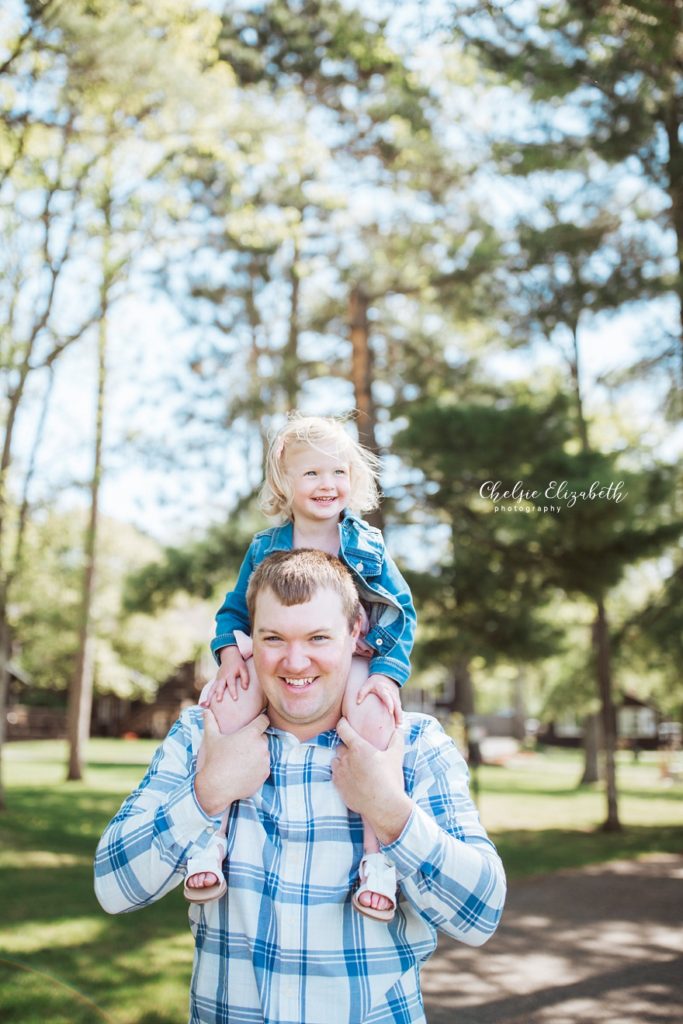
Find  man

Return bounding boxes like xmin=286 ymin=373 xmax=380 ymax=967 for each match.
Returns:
xmin=95 ymin=550 xmax=506 ymax=1024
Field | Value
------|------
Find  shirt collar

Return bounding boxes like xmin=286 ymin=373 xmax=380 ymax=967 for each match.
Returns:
xmin=267 ymin=726 xmax=342 ymax=748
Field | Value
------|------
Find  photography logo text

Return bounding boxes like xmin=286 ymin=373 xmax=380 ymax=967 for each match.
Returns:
xmin=480 ymin=479 xmax=628 ymax=515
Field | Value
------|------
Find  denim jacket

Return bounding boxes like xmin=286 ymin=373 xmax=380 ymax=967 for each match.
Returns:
xmin=211 ymin=510 xmax=416 ymax=686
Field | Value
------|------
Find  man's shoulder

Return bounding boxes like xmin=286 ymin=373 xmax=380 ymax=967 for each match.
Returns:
xmin=402 ymin=712 xmax=449 ymax=747
xmin=168 ymin=705 xmax=204 ymax=747
xmin=401 ymin=712 xmax=468 ymax=777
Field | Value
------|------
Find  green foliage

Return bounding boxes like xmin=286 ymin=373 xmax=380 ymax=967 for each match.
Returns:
xmin=11 ymin=510 xmax=208 ymax=698
xmin=615 ymin=558 xmax=683 ymax=717
xmin=123 ymin=508 xmax=263 ymax=614
xmin=218 ymin=0 xmax=433 ymax=140
xmin=395 ymin=387 xmax=683 ymax=702
xmin=458 ymin=0 xmax=683 ymax=410
xmin=397 ymin=391 xmax=574 ymax=669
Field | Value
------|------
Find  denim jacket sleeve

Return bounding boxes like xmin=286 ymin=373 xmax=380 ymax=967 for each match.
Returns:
xmin=210 ymin=541 xmax=258 ymax=663
xmin=366 ymin=549 xmax=416 ymax=687
xmin=340 ymin=515 xmax=416 ymax=687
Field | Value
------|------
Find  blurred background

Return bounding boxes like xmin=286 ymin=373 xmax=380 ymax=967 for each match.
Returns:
xmin=0 ymin=1 xmax=682 ymax=1019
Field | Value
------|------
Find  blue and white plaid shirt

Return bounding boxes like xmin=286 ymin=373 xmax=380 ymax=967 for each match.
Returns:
xmin=95 ymin=711 xmax=506 ymax=1024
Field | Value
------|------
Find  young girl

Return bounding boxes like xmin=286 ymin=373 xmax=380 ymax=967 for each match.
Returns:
xmin=185 ymin=414 xmax=416 ymax=922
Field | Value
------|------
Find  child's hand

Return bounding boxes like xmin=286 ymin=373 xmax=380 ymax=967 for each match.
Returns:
xmin=201 ymin=646 xmax=250 ymax=706
xmin=356 ymin=673 xmax=403 ymax=727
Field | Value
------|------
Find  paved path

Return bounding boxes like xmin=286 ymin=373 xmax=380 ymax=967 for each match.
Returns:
xmin=422 ymin=854 xmax=683 ymax=1024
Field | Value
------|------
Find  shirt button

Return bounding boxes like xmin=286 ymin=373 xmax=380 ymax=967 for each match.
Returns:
xmin=355 ymin=560 xmax=364 ymax=571
xmin=376 ymin=638 xmax=383 ymax=646
xmin=206 ymin=825 xmax=215 ymax=834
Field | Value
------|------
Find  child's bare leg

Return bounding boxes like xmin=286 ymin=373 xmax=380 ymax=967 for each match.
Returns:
xmin=187 ymin=655 xmax=265 ymax=892
xmin=342 ymin=656 xmax=396 ymax=914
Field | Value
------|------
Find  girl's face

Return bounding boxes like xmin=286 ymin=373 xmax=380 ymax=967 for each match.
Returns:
xmin=284 ymin=442 xmax=351 ymax=525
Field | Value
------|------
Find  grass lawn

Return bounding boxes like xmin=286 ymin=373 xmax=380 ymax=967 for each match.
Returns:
xmin=0 ymin=738 xmax=681 ymax=1023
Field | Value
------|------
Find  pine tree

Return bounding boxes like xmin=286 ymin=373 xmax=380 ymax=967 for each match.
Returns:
xmin=458 ymin=0 xmax=683 ymax=414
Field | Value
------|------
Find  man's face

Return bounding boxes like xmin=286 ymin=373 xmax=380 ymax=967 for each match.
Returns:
xmin=252 ymin=585 xmax=359 ymax=740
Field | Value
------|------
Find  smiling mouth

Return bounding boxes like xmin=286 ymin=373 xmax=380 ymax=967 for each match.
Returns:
xmin=282 ymin=676 xmax=316 ymax=689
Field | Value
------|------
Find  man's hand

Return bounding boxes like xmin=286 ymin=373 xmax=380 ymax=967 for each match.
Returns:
xmin=355 ymin=673 xmax=402 ymax=727
xmin=332 ymin=717 xmax=413 ymax=846
xmin=194 ymin=710 xmax=270 ymax=816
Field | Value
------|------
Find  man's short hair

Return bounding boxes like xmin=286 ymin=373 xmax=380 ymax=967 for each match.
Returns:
xmin=246 ymin=549 xmax=361 ymax=631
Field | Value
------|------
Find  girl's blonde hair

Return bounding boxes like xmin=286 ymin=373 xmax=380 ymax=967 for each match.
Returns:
xmin=259 ymin=413 xmax=381 ymax=520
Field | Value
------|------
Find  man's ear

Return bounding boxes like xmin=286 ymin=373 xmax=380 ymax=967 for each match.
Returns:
xmin=351 ymin=614 xmax=362 ymax=640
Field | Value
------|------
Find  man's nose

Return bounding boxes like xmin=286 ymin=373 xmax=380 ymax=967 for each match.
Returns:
xmin=282 ymin=643 xmax=311 ymax=672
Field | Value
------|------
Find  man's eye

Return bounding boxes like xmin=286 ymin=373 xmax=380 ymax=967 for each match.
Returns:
xmin=264 ymin=636 xmax=282 ymax=643
xmin=311 ymin=634 xmax=330 ymax=642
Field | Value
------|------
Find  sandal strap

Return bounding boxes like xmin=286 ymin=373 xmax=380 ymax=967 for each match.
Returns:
xmin=358 ymin=853 xmax=397 ymax=904
xmin=186 ymin=835 xmax=227 ymax=877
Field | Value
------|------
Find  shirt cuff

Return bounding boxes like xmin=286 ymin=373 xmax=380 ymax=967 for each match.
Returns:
xmin=161 ymin=776 xmax=224 ymax=849
xmin=368 ymin=655 xmax=409 ymax=687
xmin=379 ymin=803 xmax=445 ymax=881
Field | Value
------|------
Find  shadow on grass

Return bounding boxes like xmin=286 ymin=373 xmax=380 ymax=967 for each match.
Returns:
xmin=0 ymin=959 xmax=118 ymax=1024
xmin=0 ymin=866 xmax=191 ymax=1024
xmin=1 ymin=787 xmax=128 ymax=854
xmin=492 ymin=824 xmax=683 ymax=879
xmin=614 ymin=786 xmax=683 ymax=803
xmin=0 ymin=776 xmax=192 ymax=1022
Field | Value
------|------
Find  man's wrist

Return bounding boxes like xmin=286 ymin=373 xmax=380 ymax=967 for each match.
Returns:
xmin=367 ymin=793 xmax=414 ymax=847
xmin=194 ymin=771 xmax=233 ymax=817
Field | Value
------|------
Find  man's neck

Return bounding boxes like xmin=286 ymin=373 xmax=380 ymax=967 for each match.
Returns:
xmin=267 ymin=709 xmax=342 ymax=742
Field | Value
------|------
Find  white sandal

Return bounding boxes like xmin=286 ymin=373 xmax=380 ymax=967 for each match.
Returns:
xmin=183 ymin=835 xmax=228 ymax=903
xmin=351 ymin=853 xmax=397 ymax=922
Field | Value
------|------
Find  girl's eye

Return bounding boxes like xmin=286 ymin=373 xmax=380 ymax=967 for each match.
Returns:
xmin=335 ymin=468 xmax=348 ymax=475
xmin=304 ymin=470 xmax=317 ymax=477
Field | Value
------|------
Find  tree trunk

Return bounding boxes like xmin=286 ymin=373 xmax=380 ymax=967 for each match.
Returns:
xmin=66 ymin=288 xmax=108 ymax=781
xmin=511 ymin=668 xmax=526 ymax=741
xmin=0 ymin=368 xmax=57 ymax=807
xmin=579 ymin=712 xmax=602 ymax=785
xmin=0 ymin=612 xmax=10 ymax=810
xmin=348 ymin=283 xmax=383 ymax=529
xmin=568 ymin=331 xmax=607 ymax=788
xmin=593 ymin=597 xmax=621 ymax=831
xmin=664 ymin=95 xmax=683 ymax=414
xmin=450 ymin=657 xmax=481 ymax=796
xmin=0 ymin=355 xmax=36 ymax=810
xmin=569 ymin=322 xmax=590 ymax=452
xmin=451 ymin=657 xmax=475 ymax=718
xmin=283 ymin=243 xmax=300 ymax=410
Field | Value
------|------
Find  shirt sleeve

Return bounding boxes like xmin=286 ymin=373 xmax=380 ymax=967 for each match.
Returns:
xmin=380 ymin=718 xmax=506 ymax=946
xmin=94 ymin=710 xmax=222 ymax=915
